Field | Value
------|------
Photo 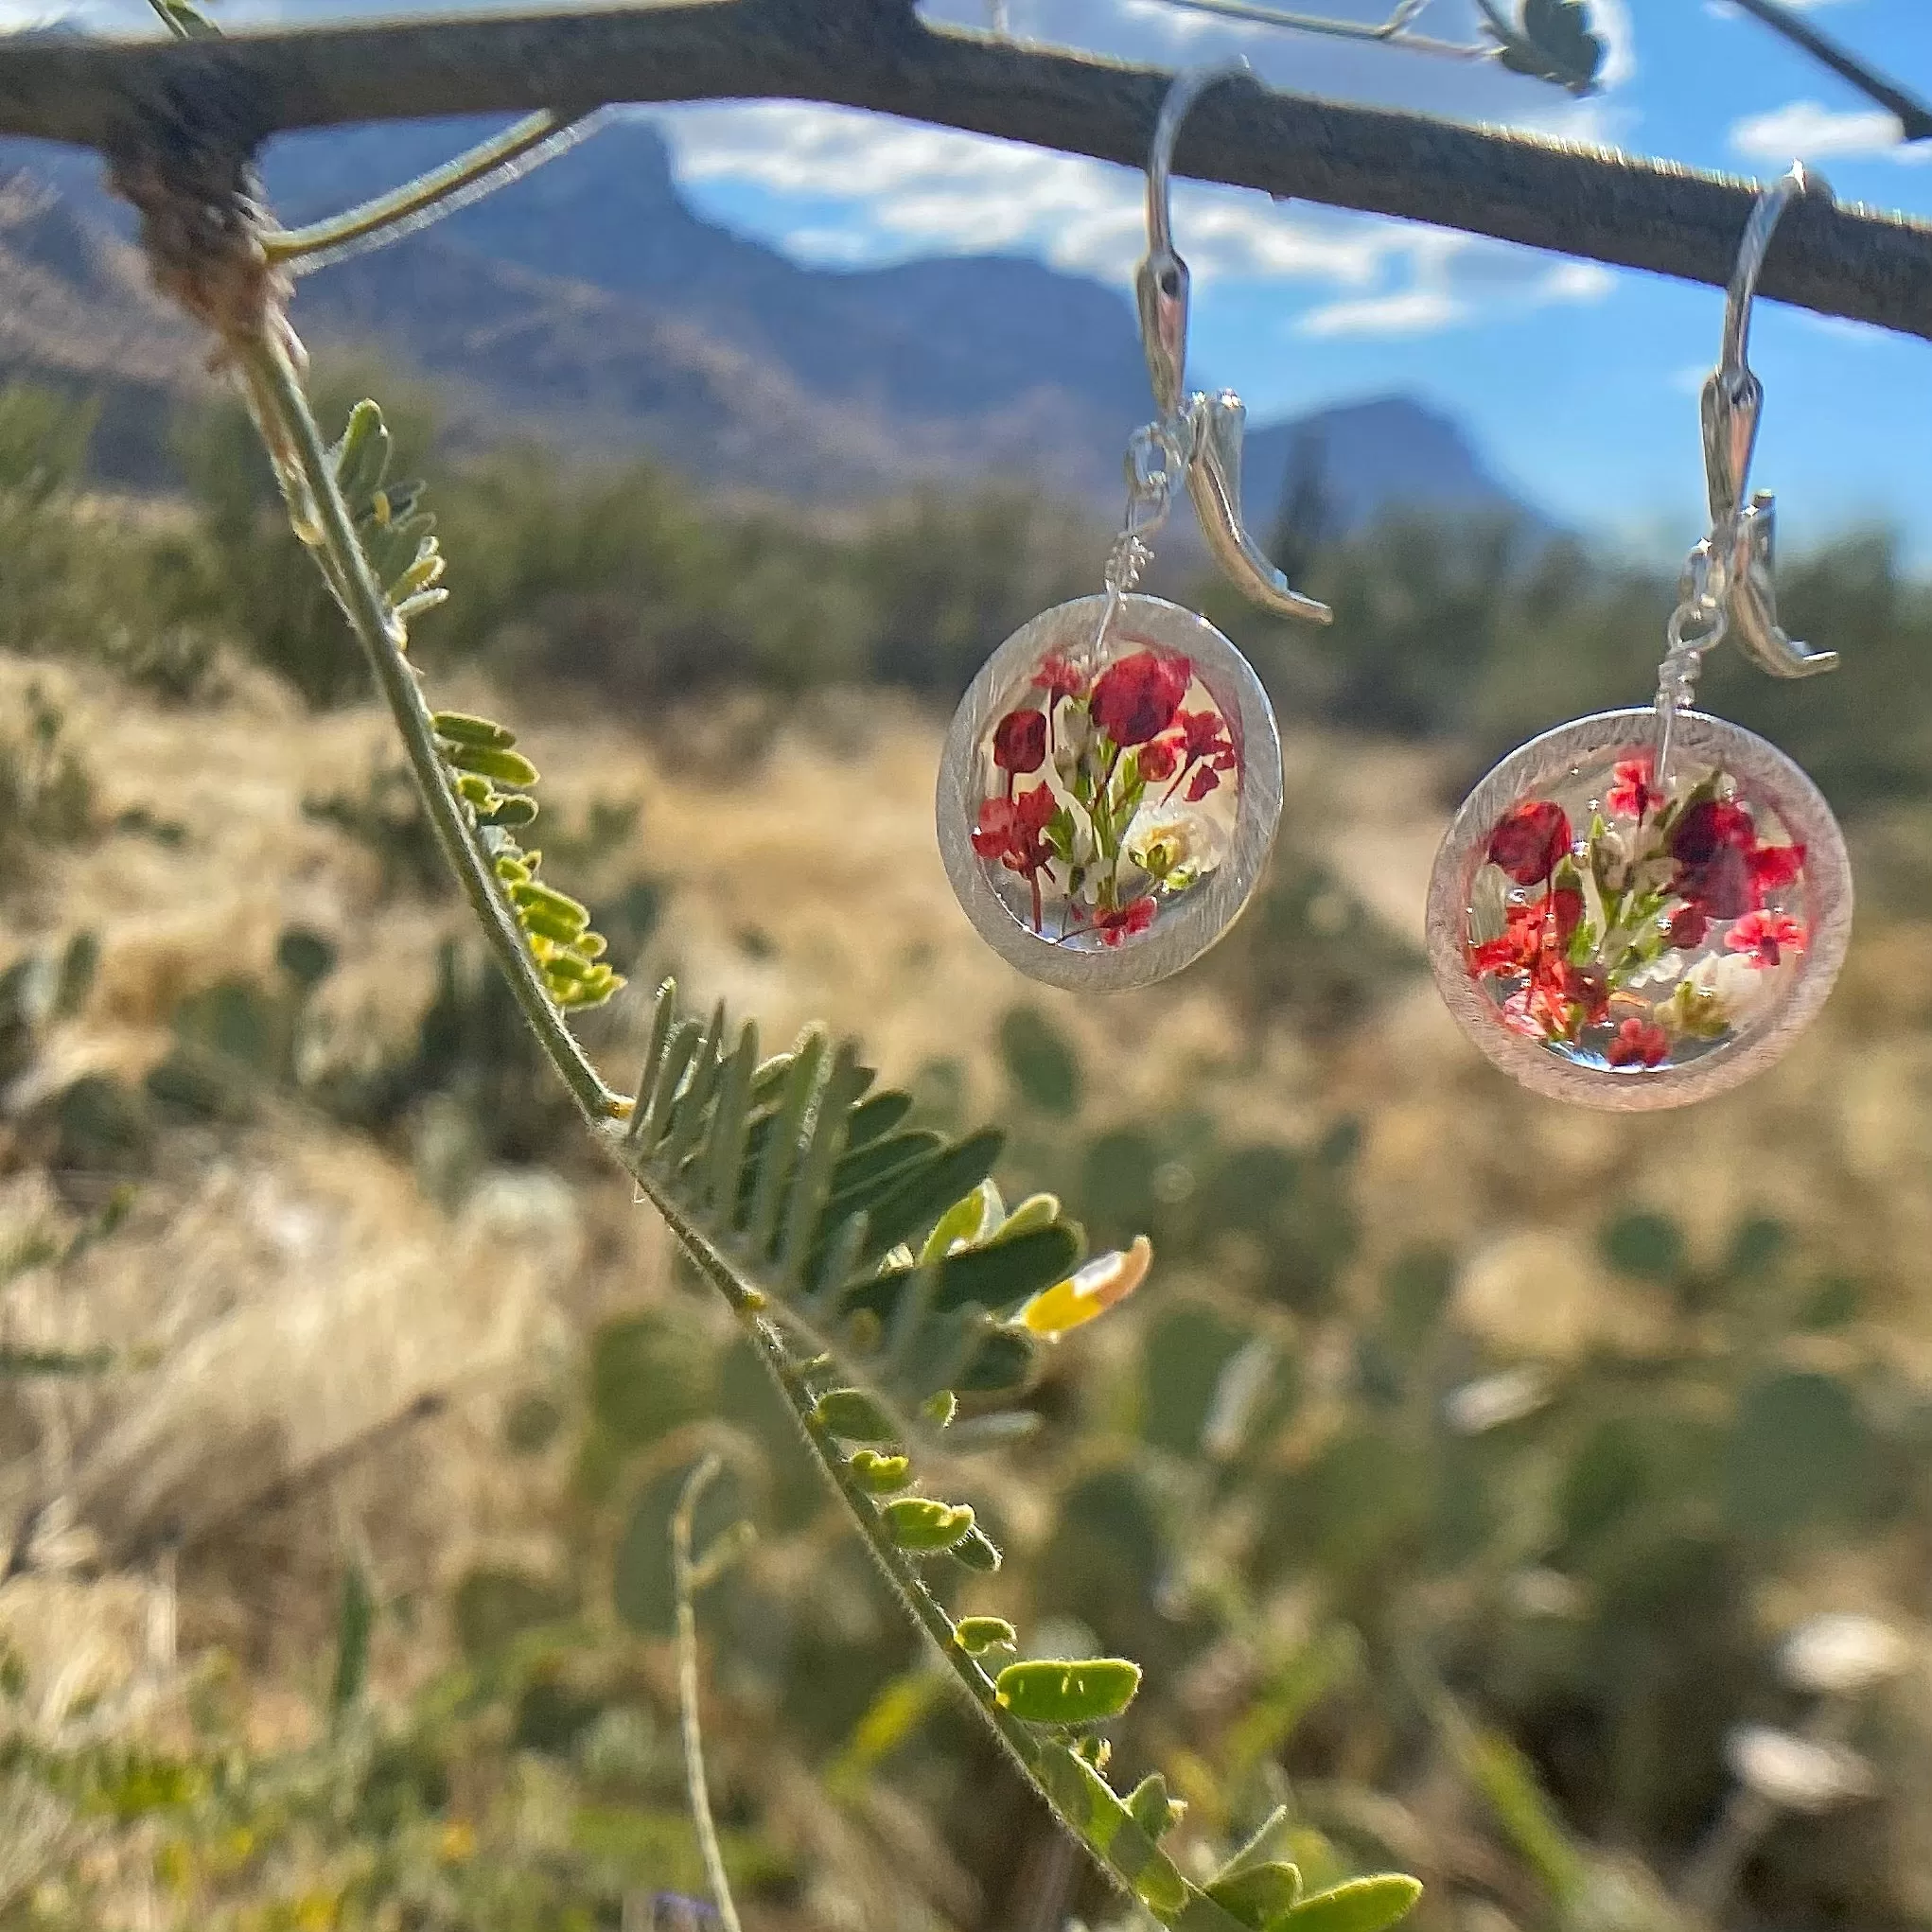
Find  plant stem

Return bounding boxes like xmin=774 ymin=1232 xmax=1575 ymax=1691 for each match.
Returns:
xmin=264 ymin=110 xmax=601 ymax=269
xmin=672 ymin=1455 xmax=746 ymax=1932
xmin=239 ymin=333 xmax=624 ymax=1123
xmin=236 ymin=298 xmax=1248 ymax=1932
xmin=635 ymin=1173 xmax=1244 ymax=1932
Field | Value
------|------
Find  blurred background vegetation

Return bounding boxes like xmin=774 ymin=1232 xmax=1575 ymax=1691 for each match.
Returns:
xmin=2 ymin=362 xmax=1932 ymax=1932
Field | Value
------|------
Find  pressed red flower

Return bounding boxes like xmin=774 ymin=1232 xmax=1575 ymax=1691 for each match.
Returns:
xmin=992 ymin=707 xmax=1048 ymax=773
xmin=1727 ymin=910 xmax=1806 ymax=969
xmin=1186 ymin=765 xmax=1221 ymax=803
xmin=1094 ymin=896 xmax=1157 ymax=946
xmin=1486 ymin=799 xmax=1572 ymax=885
xmin=1667 ymin=905 xmax=1710 ymax=950
xmin=1031 ymin=654 xmax=1088 ymax=702
xmin=1470 ymin=936 xmax=1519 ymax=976
xmin=971 ymin=797 xmax=1018 ymax=862
xmin=972 ymin=786 xmax=1056 ymax=869
xmin=1605 ymin=1018 xmax=1670 ymax=1068
xmin=1137 ymin=739 xmax=1179 ymax=782
xmin=1013 ymin=784 xmax=1056 ymax=836
xmin=1089 ymin=649 xmax=1191 ymax=746
xmin=975 ymin=785 xmax=1058 ymax=933
xmin=1671 ymin=799 xmax=1755 ymax=866
xmin=1607 ymin=755 xmax=1658 ymax=821
xmin=1172 ymin=709 xmax=1232 ymax=764
xmin=1561 ymin=962 xmax=1610 ymax=1026
xmin=1469 ymin=888 xmax=1582 ymax=979
xmin=1499 ymin=982 xmax=1572 ymax=1042
xmin=1747 ymin=840 xmax=1806 ymax=900
xmin=1679 ymin=841 xmax=1753 ymax=921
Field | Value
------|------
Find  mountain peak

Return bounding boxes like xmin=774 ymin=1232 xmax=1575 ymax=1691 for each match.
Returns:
xmin=0 ymin=123 xmax=1539 ymax=531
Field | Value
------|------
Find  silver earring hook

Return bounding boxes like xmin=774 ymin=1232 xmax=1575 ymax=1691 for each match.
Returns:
xmin=1132 ymin=61 xmax=1332 ymax=626
xmin=1694 ymin=160 xmax=1837 ymax=680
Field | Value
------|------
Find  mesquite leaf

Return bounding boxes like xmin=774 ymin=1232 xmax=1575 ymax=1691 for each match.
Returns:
xmin=1126 ymin=1772 xmax=1186 ymax=1843
xmin=1277 ymin=1878 xmax=1423 ymax=1932
xmin=994 ymin=1658 xmax=1141 ymax=1726
xmin=848 ymin=1450 xmax=910 ymax=1494
xmin=850 ymin=1222 xmax=1081 ymax=1325
xmin=814 ymin=1389 xmax=898 ymax=1444
xmin=955 ymin=1616 xmax=1017 ymax=1655
xmin=1206 ymin=1864 xmax=1303 ymax=1929
xmin=854 ymin=1129 xmax=1006 ymax=1264
xmin=881 ymin=1497 xmax=975 ymax=1551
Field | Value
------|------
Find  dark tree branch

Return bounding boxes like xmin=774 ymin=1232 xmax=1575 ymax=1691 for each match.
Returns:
xmin=2 ymin=0 xmax=1932 ymax=341
xmin=1727 ymin=0 xmax=1932 ymax=145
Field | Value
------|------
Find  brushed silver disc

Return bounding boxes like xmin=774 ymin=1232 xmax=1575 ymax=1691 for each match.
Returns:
xmin=937 ymin=593 xmax=1282 ymax=992
xmin=1426 ymin=708 xmax=1852 ymax=1110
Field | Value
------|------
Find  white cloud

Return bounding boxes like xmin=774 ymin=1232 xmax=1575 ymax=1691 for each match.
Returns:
xmin=661 ymin=97 xmax=1616 ymax=345
xmin=1295 ymin=237 xmax=1613 ymax=339
xmin=665 ymin=101 xmax=1400 ymax=288
xmin=928 ymin=0 xmax=1641 ymax=144
xmin=1730 ymin=98 xmax=1932 ymax=163
xmin=1541 ymin=260 xmax=1616 ymax=303
xmin=1300 ymin=287 xmax=1467 ymax=339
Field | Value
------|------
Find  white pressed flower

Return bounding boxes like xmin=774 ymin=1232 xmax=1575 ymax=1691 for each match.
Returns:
xmin=1779 ymin=1613 xmax=1914 ymax=1696
xmin=1444 ymin=1364 xmax=1554 ymax=1435
xmin=1623 ymin=950 xmax=1682 ymax=990
xmin=1689 ymin=948 xmax=1779 ymax=1030
xmin=1125 ymin=803 xmax=1226 ymax=888
xmin=1593 ymin=826 xmax=1632 ymax=894
xmin=1053 ymin=706 xmax=1093 ymax=780
xmin=1725 ymin=1725 xmax=1879 ymax=1812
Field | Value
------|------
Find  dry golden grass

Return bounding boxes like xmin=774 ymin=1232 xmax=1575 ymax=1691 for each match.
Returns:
xmin=5 ymin=654 xmax=1932 ymax=1871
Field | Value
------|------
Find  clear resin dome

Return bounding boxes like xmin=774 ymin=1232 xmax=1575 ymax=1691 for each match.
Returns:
xmin=939 ymin=594 xmax=1281 ymax=991
xmin=1428 ymin=711 xmax=1851 ymax=1109
xmin=1463 ymin=750 xmax=1809 ymax=1073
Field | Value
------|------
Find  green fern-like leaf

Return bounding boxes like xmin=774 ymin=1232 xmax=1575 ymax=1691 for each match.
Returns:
xmin=621 ymin=978 xmax=1078 ymax=1418
xmin=329 ymin=401 xmax=448 ymax=632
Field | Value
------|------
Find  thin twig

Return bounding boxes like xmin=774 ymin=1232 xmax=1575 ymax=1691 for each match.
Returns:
xmin=1727 ymin=0 xmax=1932 ymax=144
xmin=1679 ymin=1699 xmax=1857 ymax=1920
xmin=9 ymin=5 xmax=1931 ymax=342
xmin=114 ymin=1393 xmax=448 ymax=1566
xmin=672 ymin=1455 xmax=746 ymax=1932
xmin=1150 ymin=0 xmax=1486 ymax=62
xmin=241 ymin=333 xmax=624 ymax=1123
xmin=634 ymin=1169 xmax=1245 ymax=1930
xmin=265 ymin=109 xmax=604 ymax=270
xmin=218 ymin=255 xmax=1253 ymax=1932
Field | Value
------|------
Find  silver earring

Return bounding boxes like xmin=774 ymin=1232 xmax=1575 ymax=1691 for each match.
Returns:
xmin=1426 ymin=163 xmax=1853 ymax=1110
xmin=937 ymin=61 xmax=1330 ymax=992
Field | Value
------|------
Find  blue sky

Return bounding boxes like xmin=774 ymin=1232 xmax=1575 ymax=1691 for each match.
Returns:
xmin=638 ymin=0 xmax=1932 ymax=561
xmin=6 ymin=0 xmax=1928 ymax=555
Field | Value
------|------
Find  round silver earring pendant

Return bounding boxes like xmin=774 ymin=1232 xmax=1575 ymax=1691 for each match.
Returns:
xmin=938 ymin=592 xmax=1282 ymax=991
xmin=1426 ymin=709 xmax=1851 ymax=1110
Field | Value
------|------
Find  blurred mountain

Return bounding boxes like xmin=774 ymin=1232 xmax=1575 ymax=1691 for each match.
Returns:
xmin=0 ymin=115 xmax=1538 ymax=525
xmin=0 ymin=169 xmax=202 ymax=482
